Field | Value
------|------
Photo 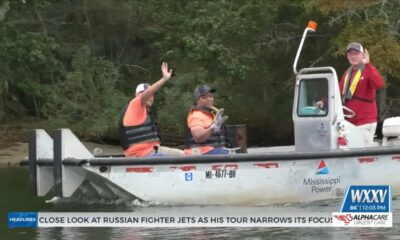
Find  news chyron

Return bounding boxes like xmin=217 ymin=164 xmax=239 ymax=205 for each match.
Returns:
xmin=333 ymin=185 xmax=392 ymax=227
xmin=7 ymin=185 xmax=393 ymax=228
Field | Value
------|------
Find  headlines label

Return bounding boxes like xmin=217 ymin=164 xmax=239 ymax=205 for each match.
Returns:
xmin=8 ymin=212 xmax=38 ymax=228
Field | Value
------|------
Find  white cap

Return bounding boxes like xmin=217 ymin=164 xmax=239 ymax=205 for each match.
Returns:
xmin=135 ymin=83 xmax=150 ymax=94
xmin=346 ymin=42 xmax=364 ymax=53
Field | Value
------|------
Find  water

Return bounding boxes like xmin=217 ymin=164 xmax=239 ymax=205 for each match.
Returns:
xmin=1 ymin=167 xmax=399 ymax=240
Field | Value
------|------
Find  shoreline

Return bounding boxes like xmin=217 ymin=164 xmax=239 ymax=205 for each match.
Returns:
xmin=0 ymin=141 xmax=123 ymax=168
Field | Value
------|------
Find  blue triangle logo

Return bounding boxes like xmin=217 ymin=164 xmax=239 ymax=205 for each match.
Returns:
xmin=317 ymin=167 xmax=329 ymax=175
xmin=316 ymin=160 xmax=329 ymax=175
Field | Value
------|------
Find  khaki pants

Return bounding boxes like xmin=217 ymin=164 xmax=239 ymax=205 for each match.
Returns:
xmin=154 ymin=146 xmax=184 ymax=156
xmin=357 ymin=122 xmax=377 ymax=147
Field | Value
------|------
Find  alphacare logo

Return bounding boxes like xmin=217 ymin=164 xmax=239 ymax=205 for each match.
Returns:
xmin=316 ymin=160 xmax=329 ymax=175
xmin=333 ymin=214 xmax=353 ymax=225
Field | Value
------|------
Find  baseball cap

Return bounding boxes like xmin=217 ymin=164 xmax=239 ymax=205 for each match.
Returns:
xmin=194 ymin=85 xmax=216 ymax=100
xmin=135 ymin=83 xmax=150 ymax=94
xmin=346 ymin=42 xmax=364 ymax=53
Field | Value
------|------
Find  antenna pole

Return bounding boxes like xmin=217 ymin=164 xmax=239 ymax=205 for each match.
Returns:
xmin=293 ymin=21 xmax=317 ymax=74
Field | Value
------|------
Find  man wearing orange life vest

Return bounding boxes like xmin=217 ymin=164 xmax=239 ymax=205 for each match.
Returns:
xmin=340 ymin=42 xmax=384 ymax=146
xmin=119 ymin=62 xmax=184 ymax=157
xmin=184 ymin=85 xmax=229 ymax=155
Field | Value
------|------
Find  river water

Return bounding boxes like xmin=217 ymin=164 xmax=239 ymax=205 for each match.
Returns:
xmin=1 ymin=167 xmax=399 ymax=240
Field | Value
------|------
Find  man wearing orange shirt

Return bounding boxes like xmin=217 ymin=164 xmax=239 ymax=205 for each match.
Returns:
xmin=184 ymin=85 xmax=228 ymax=155
xmin=119 ymin=62 xmax=183 ymax=157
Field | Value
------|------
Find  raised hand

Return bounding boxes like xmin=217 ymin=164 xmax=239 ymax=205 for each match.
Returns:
xmin=161 ymin=62 xmax=173 ymax=81
xmin=362 ymin=49 xmax=370 ymax=65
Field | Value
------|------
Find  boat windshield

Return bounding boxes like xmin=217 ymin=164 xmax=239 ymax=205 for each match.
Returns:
xmin=297 ymin=78 xmax=328 ymax=117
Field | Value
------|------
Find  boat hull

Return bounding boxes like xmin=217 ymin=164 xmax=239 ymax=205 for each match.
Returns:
xmin=24 ymin=129 xmax=400 ymax=206
xmin=82 ymin=154 xmax=400 ymax=206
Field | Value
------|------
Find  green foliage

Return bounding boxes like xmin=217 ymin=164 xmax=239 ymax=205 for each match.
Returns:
xmin=0 ymin=22 xmax=62 ymax=118
xmin=152 ymin=1 xmax=280 ymax=80
xmin=156 ymin=68 xmax=209 ymax=138
xmin=51 ymin=46 xmax=128 ymax=140
xmin=149 ymin=1 xmax=299 ymax=144
xmin=1 ymin=0 xmax=399 ymax=145
xmin=333 ymin=20 xmax=400 ymax=78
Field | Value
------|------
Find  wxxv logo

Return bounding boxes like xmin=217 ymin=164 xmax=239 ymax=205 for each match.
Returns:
xmin=332 ymin=185 xmax=392 ymax=227
xmin=341 ymin=185 xmax=391 ymax=212
xmin=351 ymin=188 xmax=387 ymax=203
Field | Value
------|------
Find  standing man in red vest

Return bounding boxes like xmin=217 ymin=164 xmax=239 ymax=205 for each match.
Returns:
xmin=340 ymin=42 xmax=384 ymax=146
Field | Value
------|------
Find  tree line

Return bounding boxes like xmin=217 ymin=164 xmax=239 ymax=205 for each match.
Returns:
xmin=0 ymin=0 xmax=399 ymax=146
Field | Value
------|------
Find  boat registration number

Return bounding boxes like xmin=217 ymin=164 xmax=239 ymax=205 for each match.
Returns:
xmin=205 ymin=169 xmax=236 ymax=179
